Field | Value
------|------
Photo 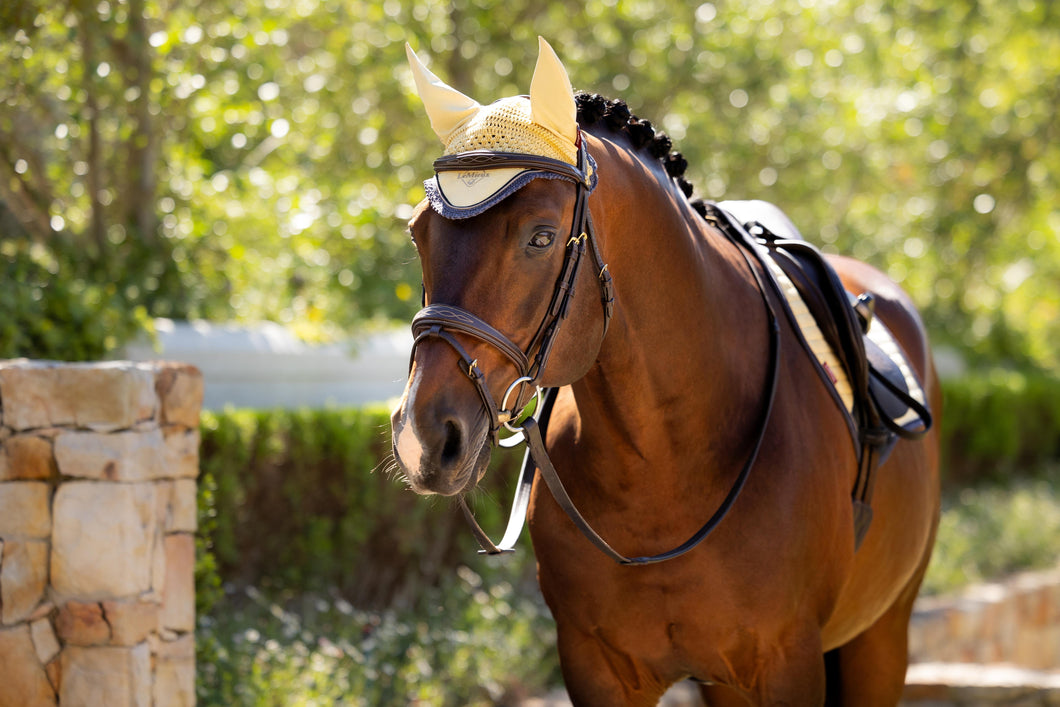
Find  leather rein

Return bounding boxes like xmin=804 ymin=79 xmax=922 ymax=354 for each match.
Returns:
xmin=409 ymin=143 xmax=782 ymax=566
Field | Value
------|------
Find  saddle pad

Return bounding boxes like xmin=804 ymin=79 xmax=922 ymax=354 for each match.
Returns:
xmin=761 ymin=250 xmax=927 ymax=433
xmin=761 ymin=253 xmax=856 ymax=414
xmin=715 ymin=200 xmax=929 ymax=437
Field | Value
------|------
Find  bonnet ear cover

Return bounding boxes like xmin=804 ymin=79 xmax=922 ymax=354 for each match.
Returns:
xmin=408 ymin=38 xmax=595 ymax=220
xmin=529 ymin=36 xmax=578 ymax=148
xmin=405 ymin=42 xmax=480 ymax=143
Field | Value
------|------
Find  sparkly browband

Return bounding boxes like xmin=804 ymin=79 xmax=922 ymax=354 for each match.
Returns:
xmin=424 ymin=141 xmax=598 ymax=220
xmin=434 ymin=151 xmax=591 ymax=186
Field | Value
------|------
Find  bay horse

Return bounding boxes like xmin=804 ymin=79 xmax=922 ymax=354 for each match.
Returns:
xmin=391 ymin=39 xmax=941 ymax=705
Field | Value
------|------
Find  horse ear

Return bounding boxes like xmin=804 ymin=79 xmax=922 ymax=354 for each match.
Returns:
xmin=405 ymin=43 xmax=480 ymax=144
xmin=530 ymin=37 xmax=578 ymax=145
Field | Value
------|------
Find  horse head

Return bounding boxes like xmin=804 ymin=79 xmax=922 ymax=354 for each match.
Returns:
xmin=391 ymin=38 xmax=610 ymax=496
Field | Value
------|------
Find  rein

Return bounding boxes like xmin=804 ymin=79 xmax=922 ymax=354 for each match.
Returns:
xmin=410 ymin=143 xmax=783 ymax=565
xmin=468 ymin=204 xmax=783 ymax=566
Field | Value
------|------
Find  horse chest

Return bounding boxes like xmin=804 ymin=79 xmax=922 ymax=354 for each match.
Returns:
xmin=534 ymin=540 xmax=796 ymax=693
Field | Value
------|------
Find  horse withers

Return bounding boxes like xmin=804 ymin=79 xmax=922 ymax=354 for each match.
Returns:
xmin=390 ymin=38 xmax=941 ymax=706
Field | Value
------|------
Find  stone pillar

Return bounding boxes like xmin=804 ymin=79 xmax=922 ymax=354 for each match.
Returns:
xmin=0 ymin=360 xmax=202 ymax=707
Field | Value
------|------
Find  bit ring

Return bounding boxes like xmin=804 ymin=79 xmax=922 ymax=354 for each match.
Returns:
xmin=499 ymin=376 xmax=541 ymax=435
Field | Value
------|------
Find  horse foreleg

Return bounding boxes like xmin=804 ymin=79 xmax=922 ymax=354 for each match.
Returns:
xmin=827 ymin=610 xmax=913 ymax=706
xmin=825 ymin=501 xmax=937 ymax=707
xmin=699 ymin=629 xmax=828 ymax=706
xmin=825 ymin=554 xmax=930 ymax=707
xmin=555 ymin=624 xmax=672 ymax=707
xmin=824 ymin=590 xmax=919 ymax=706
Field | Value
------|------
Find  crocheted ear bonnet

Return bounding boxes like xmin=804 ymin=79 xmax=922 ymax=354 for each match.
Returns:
xmin=406 ymin=37 xmax=596 ymax=219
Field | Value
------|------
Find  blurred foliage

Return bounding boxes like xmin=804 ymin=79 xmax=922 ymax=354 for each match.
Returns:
xmin=923 ymin=476 xmax=1060 ymax=595
xmin=941 ymin=370 xmax=1060 ymax=484
xmin=2 ymin=0 xmax=1058 ymax=368
xmin=0 ymin=239 xmax=151 ymax=359
xmin=196 ymin=405 xmax=530 ymax=611
xmin=195 ymin=405 xmax=551 ymax=702
xmin=197 ymin=574 xmax=559 ymax=706
xmin=195 ymin=373 xmax=1060 ymax=611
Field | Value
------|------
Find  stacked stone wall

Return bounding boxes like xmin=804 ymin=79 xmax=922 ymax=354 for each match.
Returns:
xmin=902 ymin=565 xmax=1060 ymax=705
xmin=0 ymin=360 xmax=202 ymax=707
xmin=908 ymin=565 xmax=1060 ymax=669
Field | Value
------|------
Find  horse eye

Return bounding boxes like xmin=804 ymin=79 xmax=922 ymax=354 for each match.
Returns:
xmin=529 ymin=230 xmax=555 ymax=249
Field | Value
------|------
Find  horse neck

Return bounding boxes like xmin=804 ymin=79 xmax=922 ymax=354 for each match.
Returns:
xmin=573 ymin=135 xmax=774 ymax=474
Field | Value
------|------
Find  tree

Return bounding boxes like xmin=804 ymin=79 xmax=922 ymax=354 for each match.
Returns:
xmin=2 ymin=0 xmax=1056 ymax=369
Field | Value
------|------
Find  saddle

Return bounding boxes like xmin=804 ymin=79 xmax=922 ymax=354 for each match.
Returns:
xmin=714 ymin=201 xmax=932 ymax=550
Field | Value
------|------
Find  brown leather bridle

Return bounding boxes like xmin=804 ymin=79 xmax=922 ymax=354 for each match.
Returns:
xmin=406 ymin=142 xmax=783 ymax=566
xmin=410 ymin=142 xmax=614 ymax=443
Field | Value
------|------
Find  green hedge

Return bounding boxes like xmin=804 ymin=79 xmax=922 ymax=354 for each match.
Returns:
xmin=940 ymin=370 xmax=1060 ymax=484
xmin=197 ymin=406 xmax=533 ymax=616
xmin=196 ymin=371 xmax=1060 ymax=614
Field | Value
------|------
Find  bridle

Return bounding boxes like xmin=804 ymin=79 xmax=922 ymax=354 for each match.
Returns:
xmin=406 ymin=139 xmax=783 ymax=566
xmin=410 ymin=140 xmax=614 ymax=442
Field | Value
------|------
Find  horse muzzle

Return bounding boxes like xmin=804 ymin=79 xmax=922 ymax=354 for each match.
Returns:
xmin=390 ymin=356 xmax=495 ymax=496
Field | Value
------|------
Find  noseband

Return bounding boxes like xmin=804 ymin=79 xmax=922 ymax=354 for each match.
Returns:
xmin=409 ymin=144 xmax=614 ymax=442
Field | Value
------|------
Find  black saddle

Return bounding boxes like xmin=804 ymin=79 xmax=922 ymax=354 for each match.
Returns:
xmin=713 ymin=200 xmax=932 ymax=549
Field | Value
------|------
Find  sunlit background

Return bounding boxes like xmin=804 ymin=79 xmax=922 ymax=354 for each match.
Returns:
xmin=2 ymin=0 xmax=1058 ymax=704
xmin=3 ymin=0 xmax=1057 ymax=369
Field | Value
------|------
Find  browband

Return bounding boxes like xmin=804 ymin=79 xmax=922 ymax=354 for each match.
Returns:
xmin=434 ymin=150 xmax=591 ymax=188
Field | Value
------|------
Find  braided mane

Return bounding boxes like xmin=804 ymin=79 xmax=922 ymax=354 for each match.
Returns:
xmin=575 ymin=93 xmax=708 ymax=218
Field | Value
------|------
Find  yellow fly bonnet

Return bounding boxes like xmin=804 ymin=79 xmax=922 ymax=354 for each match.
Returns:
xmin=406 ymin=37 xmax=597 ymax=219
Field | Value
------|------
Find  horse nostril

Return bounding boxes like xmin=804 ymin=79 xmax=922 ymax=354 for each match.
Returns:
xmin=440 ymin=419 xmax=462 ymax=468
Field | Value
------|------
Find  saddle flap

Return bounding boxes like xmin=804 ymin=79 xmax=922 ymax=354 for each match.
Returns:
xmin=865 ymin=336 xmax=908 ymax=422
xmin=716 ymin=200 xmax=931 ymax=441
xmin=708 ymin=199 xmax=934 ymax=551
xmin=864 ymin=318 xmax=933 ymax=439
xmin=768 ymin=241 xmax=869 ymax=400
